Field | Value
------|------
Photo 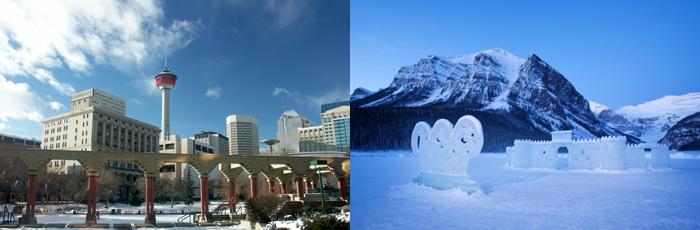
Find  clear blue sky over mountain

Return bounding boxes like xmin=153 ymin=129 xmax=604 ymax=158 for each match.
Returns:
xmin=351 ymin=0 xmax=700 ymax=109
xmin=0 ymin=0 xmax=349 ymax=141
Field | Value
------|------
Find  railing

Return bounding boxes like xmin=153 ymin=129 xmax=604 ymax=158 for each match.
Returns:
xmin=177 ymin=212 xmax=198 ymax=224
xmin=212 ymin=204 xmax=228 ymax=215
xmin=1 ymin=206 xmax=17 ymax=224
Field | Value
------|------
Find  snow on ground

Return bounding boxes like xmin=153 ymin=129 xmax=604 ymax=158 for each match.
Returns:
xmin=351 ymin=151 xmax=700 ymax=229
xmin=4 ymin=201 xmax=245 ymax=217
xmin=0 ymin=201 xmax=250 ymax=228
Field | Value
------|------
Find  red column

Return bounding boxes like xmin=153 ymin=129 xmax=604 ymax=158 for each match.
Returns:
xmin=26 ymin=175 xmax=36 ymax=216
xmin=145 ymin=176 xmax=156 ymax=224
xmin=267 ymin=179 xmax=275 ymax=194
xmin=280 ymin=180 xmax=288 ymax=194
xmin=249 ymin=174 xmax=258 ymax=198
xmin=85 ymin=174 xmax=99 ymax=224
xmin=337 ymin=177 xmax=347 ymax=200
xmin=200 ymin=175 xmax=209 ymax=217
xmin=228 ymin=179 xmax=236 ymax=214
xmin=295 ymin=177 xmax=305 ymax=199
xmin=19 ymin=174 xmax=37 ymax=224
xmin=305 ymin=178 xmax=311 ymax=193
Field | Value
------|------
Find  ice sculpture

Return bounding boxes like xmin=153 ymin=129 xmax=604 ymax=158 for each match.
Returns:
xmin=506 ymin=130 xmax=671 ymax=170
xmin=411 ymin=115 xmax=483 ymax=193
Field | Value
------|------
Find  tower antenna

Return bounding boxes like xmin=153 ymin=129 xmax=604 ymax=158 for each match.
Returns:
xmin=164 ymin=57 xmax=168 ymax=70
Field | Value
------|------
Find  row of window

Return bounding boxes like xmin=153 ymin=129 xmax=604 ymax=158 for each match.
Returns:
xmin=95 ymin=119 xmax=158 ymax=152
xmin=43 ymin=142 xmax=67 ymax=149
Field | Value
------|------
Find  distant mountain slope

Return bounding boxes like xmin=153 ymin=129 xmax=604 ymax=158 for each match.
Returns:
xmin=351 ymin=87 xmax=374 ymax=101
xmin=351 ymin=48 xmax=639 ymax=152
xmin=589 ymin=101 xmax=610 ymax=116
xmin=592 ymin=93 xmax=700 ymax=143
xmin=659 ymin=112 xmax=700 ymax=150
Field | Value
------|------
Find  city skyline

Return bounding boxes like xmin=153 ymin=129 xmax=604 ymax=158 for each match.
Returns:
xmin=0 ymin=0 xmax=349 ymax=140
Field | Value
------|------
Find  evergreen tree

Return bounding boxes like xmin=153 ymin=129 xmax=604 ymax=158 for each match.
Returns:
xmin=128 ymin=186 xmax=141 ymax=206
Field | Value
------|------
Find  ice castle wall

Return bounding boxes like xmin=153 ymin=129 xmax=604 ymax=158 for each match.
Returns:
xmin=507 ymin=131 xmax=670 ymax=170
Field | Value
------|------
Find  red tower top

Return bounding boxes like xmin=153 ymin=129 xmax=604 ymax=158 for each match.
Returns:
xmin=154 ymin=68 xmax=177 ymax=89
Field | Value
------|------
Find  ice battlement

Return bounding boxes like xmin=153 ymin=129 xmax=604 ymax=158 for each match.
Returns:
xmin=507 ymin=131 xmax=670 ymax=170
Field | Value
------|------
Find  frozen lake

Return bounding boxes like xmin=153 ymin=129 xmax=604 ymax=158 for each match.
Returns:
xmin=350 ymin=151 xmax=700 ymax=229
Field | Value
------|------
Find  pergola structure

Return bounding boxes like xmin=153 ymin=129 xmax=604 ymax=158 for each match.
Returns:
xmin=0 ymin=148 xmax=349 ymax=225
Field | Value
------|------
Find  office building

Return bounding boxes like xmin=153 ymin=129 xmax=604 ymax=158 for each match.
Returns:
xmin=193 ymin=131 xmax=229 ymax=154
xmin=226 ymin=115 xmax=260 ymax=155
xmin=41 ymin=88 xmax=160 ymax=175
xmin=322 ymin=105 xmax=350 ymax=152
xmin=298 ymin=102 xmax=350 ymax=152
xmin=276 ymin=110 xmax=311 ymax=153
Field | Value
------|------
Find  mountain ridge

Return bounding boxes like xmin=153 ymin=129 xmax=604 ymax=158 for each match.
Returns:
xmin=351 ymin=48 xmax=640 ymax=152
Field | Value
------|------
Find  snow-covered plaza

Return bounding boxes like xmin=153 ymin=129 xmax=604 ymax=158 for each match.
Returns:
xmin=351 ymin=151 xmax=700 ymax=229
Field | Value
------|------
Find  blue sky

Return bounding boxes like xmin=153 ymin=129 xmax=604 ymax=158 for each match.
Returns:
xmin=351 ymin=0 xmax=700 ymax=109
xmin=0 ymin=0 xmax=349 ymax=141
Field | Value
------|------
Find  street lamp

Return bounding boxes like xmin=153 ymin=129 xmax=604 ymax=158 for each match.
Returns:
xmin=11 ymin=180 xmax=18 ymax=203
xmin=310 ymin=160 xmax=327 ymax=215
xmin=260 ymin=139 xmax=280 ymax=155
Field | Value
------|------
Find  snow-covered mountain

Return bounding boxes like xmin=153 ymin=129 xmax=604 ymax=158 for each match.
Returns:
xmin=660 ymin=112 xmax=700 ymax=150
xmin=618 ymin=93 xmax=700 ymax=142
xmin=362 ymin=48 xmax=525 ymax=110
xmin=351 ymin=87 xmax=374 ymax=101
xmin=589 ymin=101 xmax=610 ymax=116
xmin=352 ymin=48 xmax=639 ymax=152
xmin=592 ymin=93 xmax=700 ymax=143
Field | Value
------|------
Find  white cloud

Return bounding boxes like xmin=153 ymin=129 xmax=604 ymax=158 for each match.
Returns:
xmin=0 ymin=75 xmax=44 ymax=128
xmin=33 ymin=69 xmax=76 ymax=95
xmin=0 ymin=0 xmax=199 ymax=135
xmin=308 ymin=89 xmax=349 ymax=109
xmin=0 ymin=0 xmax=200 ymax=95
xmin=206 ymin=87 xmax=222 ymax=99
xmin=262 ymin=0 xmax=310 ymax=29
xmin=272 ymin=87 xmax=295 ymax=97
xmin=227 ymin=0 xmax=311 ymax=29
xmin=137 ymin=76 xmax=162 ymax=96
xmin=272 ymin=87 xmax=348 ymax=109
xmin=49 ymin=101 xmax=65 ymax=111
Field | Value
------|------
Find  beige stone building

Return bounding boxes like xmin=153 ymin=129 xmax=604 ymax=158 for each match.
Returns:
xmin=298 ymin=125 xmax=329 ymax=152
xmin=41 ymin=88 xmax=160 ymax=175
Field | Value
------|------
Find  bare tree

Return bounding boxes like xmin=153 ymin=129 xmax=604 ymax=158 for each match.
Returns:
xmin=157 ymin=178 xmax=180 ymax=208
xmin=216 ymin=175 xmax=229 ymax=201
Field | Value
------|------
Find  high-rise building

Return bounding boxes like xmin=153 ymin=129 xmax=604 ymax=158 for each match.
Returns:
xmin=322 ymin=105 xmax=350 ymax=152
xmin=226 ymin=115 xmax=260 ymax=155
xmin=321 ymin=100 xmax=349 ymax=113
xmin=276 ymin=110 xmax=311 ymax=153
xmin=193 ymin=131 xmax=229 ymax=154
xmin=298 ymin=102 xmax=350 ymax=152
xmin=298 ymin=125 xmax=329 ymax=152
xmin=41 ymin=88 xmax=160 ymax=175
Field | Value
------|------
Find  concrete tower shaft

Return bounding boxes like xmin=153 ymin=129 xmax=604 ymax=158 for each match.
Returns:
xmin=155 ymin=68 xmax=177 ymax=140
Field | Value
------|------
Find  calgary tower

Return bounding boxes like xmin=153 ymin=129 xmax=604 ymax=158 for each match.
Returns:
xmin=154 ymin=66 xmax=177 ymax=141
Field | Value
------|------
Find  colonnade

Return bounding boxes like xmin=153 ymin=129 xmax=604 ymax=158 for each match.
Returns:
xmin=0 ymin=148 xmax=349 ymax=225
